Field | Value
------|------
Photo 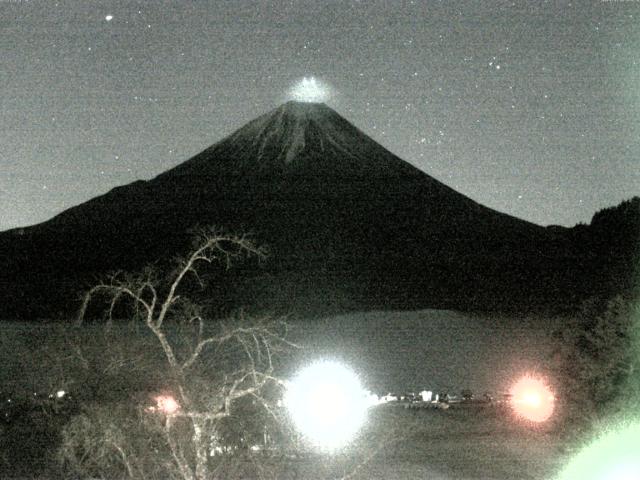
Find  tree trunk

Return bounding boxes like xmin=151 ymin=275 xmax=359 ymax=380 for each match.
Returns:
xmin=193 ymin=419 xmax=209 ymax=480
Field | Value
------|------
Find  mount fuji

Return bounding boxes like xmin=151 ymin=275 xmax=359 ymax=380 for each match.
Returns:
xmin=1 ymin=101 xmax=635 ymax=319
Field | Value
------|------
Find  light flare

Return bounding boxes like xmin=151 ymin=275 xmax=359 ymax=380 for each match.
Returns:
xmin=289 ymin=77 xmax=330 ymax=102
xmin=284 ymin=360 xmax=369 ymax=451
xmin=510 ymin=374 xmax=555 ymax=422
xmin=556 ymin=421 xmax=640 ymax=480
xmin=153 ymin=395 xmax=180 ymax=414
xmin=523 ymin=391 xmax=541 ymax=407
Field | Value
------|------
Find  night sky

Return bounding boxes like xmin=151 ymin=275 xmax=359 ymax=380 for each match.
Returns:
xmin=2 ymin=0 xmax=639 ymax=231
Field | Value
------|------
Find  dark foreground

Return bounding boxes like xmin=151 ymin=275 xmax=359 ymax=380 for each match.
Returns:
xmin=0 ymin=400 xmax=571 ymax=480
xmin=282 ymin=403 xmax=568 ymax=480
xmin=0 ymin=315 xmax=570 ymax=479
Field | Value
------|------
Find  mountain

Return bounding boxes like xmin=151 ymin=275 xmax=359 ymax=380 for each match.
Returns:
xmin=0 ymin=102 xmax=636 ymax=319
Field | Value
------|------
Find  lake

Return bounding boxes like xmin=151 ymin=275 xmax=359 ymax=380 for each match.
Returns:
xmin=0 ymin=309 xmax=557 ymax=398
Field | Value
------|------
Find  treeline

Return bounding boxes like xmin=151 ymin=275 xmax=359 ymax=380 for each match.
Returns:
xmin=550 ymin=294 xmax=640 ymax=431
xmin=542 ymin=198 xmax=640 ymax=432
xmin=564 ymin=196 xmax=640 ymax=304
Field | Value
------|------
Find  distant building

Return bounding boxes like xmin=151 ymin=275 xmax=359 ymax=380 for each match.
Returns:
xmin=381 ymin=393 xmax=399 ymax=403
xmin=419 ymin=390 xmax=432 ymax=402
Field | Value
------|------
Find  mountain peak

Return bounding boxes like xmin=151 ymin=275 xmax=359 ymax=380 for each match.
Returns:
xmin=282 ymin=99 xmax=328 ymax=109
xmin=277 ymin=100 xmax=332 ymax=118
xmin=160 ymin=100 xmax=421 ymax=179
xmin=266 ymin=100 xmax=342 ymax=128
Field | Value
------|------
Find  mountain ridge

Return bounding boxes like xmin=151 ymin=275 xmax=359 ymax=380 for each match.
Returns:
xmin=0 ymin=101 xmax=635 ymax=319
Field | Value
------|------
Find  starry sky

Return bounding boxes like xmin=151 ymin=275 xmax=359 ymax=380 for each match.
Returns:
xmin=2 ymin=0 xmax=639 ymax=231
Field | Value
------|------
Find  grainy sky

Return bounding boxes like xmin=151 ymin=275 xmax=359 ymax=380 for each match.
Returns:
xmin=1 ymin=0 xmax=638 ymax=230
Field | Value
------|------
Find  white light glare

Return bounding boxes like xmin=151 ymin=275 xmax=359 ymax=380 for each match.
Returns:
xmin=603 ymin=463 xmax=640 ymax=480
xmin=285 ymin=360 xmax=369 ymax=451
xmin=523 ymin=392 xmax=541 ymax=407
xmin=56 ymin=390 xmax=66 ymax=399
xmin=289 ymin=77 xmax=330 ymax=103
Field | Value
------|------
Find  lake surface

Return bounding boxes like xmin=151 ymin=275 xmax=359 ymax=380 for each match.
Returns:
xmin=1 ymin=310 xmax=557 ymax=397
xmin=286 ymin=309 xmax=557 ymax=395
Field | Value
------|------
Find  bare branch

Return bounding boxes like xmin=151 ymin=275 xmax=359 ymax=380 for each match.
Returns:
xmin=147 ymin=322 xmax=179 ymax=370
xmin=106 ymin=439 xmax=136 ymax=479
xmin=181 ymin=336 xmax=219 ymax=371
xmin=68 ymin=228 xmax=297 ymax=480
xmin=164 ymin=417 xmax=195 ymax=480
xmin=77 ymin=274 xmax=155 ymax=325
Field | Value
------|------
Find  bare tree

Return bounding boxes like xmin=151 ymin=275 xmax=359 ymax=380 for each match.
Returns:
xmin=63 ymin=228 xmax=296 ymax=480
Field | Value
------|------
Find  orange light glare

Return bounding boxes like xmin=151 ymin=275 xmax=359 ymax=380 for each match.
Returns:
xmin=510 ymin=375 xmax=554 ymax=422
xmin=155 ymin=395 xmax=180 ymax=414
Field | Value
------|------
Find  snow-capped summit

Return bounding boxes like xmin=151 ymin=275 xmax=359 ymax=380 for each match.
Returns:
xmin=161 ymin=100 xmax=422 ymax=178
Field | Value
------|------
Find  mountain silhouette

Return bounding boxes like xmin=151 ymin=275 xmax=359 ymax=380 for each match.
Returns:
xmin=0 ymin=101 xmax=636 ymax=319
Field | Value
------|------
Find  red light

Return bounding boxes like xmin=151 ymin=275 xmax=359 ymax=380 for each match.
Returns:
xmin=510 ymin=375 xmax=554 ymax=423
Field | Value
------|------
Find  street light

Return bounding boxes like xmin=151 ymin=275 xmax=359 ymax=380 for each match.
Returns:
xmin=284 ymin=360 xmax=370 ymax=451
xmin=509 ymin=374 xmax=555 ymax=423
xmin=152 ymin=394 xmax=180 ymax=414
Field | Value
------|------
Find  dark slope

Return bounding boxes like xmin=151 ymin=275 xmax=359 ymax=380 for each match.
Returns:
xmin=0 ymin=102 xmax=632 ymax=319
